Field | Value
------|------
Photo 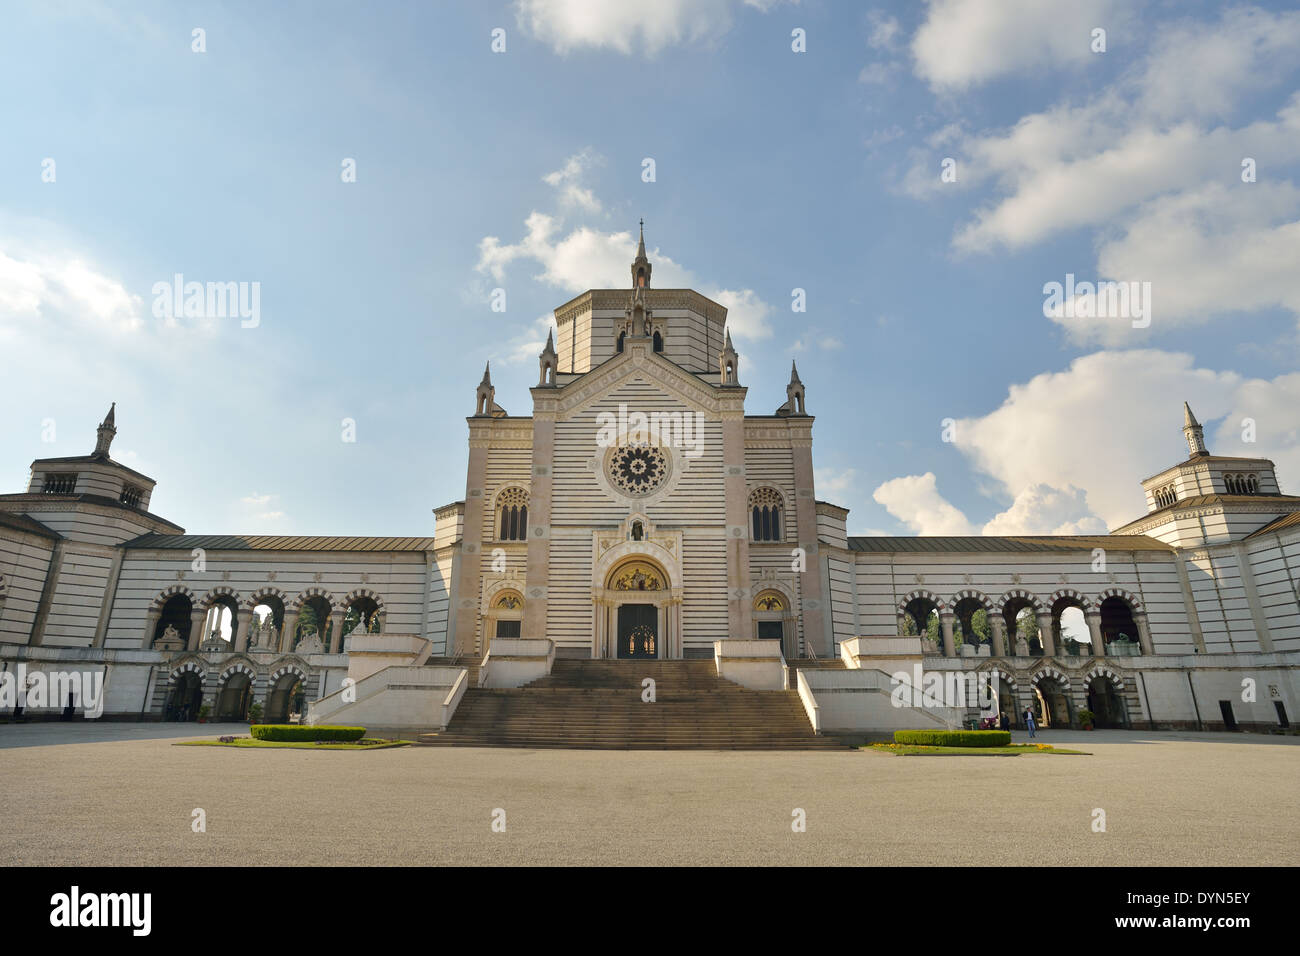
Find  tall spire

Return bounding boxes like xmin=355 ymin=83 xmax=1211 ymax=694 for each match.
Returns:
xmin=538 ymin=330 xmax=558 ymax=387
xmin=789 ymin=360 xmax=801 ymax=385
xmin=93 ymin=402 xmax=117 ymax=457
xmin=631 ymin=219 xmax=651 ymax=289
xmin=480 ymin=362 xmax=492 ymax=386
xmin=1182 ymin=401 xmax=1208 ymax=458
xmin=719 ymin=328 xmax=739 ymax=385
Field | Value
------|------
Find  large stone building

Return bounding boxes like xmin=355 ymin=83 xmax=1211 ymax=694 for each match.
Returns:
xmin=2 ymin=232 xmax=1298 ymax=734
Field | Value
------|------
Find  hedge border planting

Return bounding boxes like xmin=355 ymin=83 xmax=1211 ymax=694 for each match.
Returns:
xmin=893 ymin=729 xmax=1012 ymax=747
xmin=249 ymin=724 xmax=366 ymax=742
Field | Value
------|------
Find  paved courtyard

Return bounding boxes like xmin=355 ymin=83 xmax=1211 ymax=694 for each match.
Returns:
xmin=1 ymin=723 xmax=1296 ymax=866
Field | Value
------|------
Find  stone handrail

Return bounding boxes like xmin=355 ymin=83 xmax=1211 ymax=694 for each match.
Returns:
xmin=308 ymin=665 xmax=462 ymax=724
xmin=796 ymin=668 xmax=820 ymax=733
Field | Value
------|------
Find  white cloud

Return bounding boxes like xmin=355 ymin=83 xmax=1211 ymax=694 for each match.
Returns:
xmin=815 ymin=467 xmax=857 ymax=498
xmin=709 ymin=288 xmax=773 ymax=340
xmin=911 ymin=0 xmax=1126 ymax=90
xmin=868 ymin=350 xmax=1300 ymax=535
xmin=0 ymin=248 xmax=143 ymax=335
xmin=982 ymin=484 xmax=1108 ymax=535
xmin=954 ymin=350 xmax=1238 ymax=528
xmin=867 ymin=10 xmax=901 ymax=51
xmin=515 ymin=0 xmax=787 ymax=56
xmin=542 ymin=148 xmax=604 ymax=214
xmin=476 ymin=182 xmax=775 ymax=342
xmin=872 ymin=472 xmax=978 ymax=535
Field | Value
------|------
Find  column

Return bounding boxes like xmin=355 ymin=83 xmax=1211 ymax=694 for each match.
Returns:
xmin=141 ymin=608 xmax=160 ymax=648
xmin=187 ymin=608 xmax=207 ymax=651
xmin=722 ymin=407 xmax=754 ymax=645
xmin=522 ymin=402 xmax=556 ymax=641
xmin=234 ymin=608 xmax=252 ymax=653
xmin=789 ymin=423 xmax=828 ymax=655
xmin=281 ymin=611 xmax=299 ymax=654
xmin=1085 ymin=607 xmax=1105 ymax=657
xmin=1036 ymin=610 xmax=1056 ymax=656
xmin=376 ymin=608 xmax=387 ymax=632
xmin=452 ymin=428 xmax=492 ymax=657
xmin=939 ymin=610 xmax=955 ymax=658
xmin=1135 ymin=613 xmax=1154 ymax=656
xmin=328 ymin=609 xmax=346 ymax=653
xmin=989 ymin=613 xmax=1006 ymax=657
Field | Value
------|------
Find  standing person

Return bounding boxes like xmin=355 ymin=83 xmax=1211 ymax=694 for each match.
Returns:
xmin=1025 ymin=707 xmax=1037 ymax=738
xmin=999 ymin=711 xmax=1009 ymax=732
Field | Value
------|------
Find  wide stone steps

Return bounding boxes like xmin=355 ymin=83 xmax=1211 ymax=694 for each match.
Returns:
xmin=417 ymin=659 xmax=846 ymax=750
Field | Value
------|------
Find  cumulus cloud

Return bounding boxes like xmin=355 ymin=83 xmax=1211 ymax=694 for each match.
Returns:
xmin=982 ymin=484 xmax=1108 ymax=535
xmin=476 ymin=162 xmax=775 ymax=343
xmin=0 ymin=248 xmax=143 ymax=336
xmin=873 ymin=472 xmax=978 ymax=535
xmin=709 ymin=288 xmax=773 ymax=340
xmin=911 ymin=0 xmax=1126 ymax=90
xmin=515 ymin=0 xmax=790 ymax=56
xmin=542 ymin=148 xmax=605 ymax=214
xmin=905 ymin=6 xmax=1300 ymax=341
xmin=869 ymin=350 xmax=1300 ymax=535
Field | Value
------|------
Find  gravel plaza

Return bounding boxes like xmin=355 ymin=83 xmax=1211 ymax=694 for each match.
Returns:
xmin=2 ymin=724 xmax=1296 ymax=867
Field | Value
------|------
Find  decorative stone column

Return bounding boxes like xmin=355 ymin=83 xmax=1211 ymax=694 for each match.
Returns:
xmin=522 ymin=401 xmax=556 ymax=642
xmin=939 ymin=610 xmax=956 ymax=658
xmin=281 ymin=610 xmax=299 ymax=654
xmin=141 ymin=608 xmax=160 ymax=648
xmin=328 ymin=609 xmax=346 ymax=654
xmin=722 ymin=407 xmax=754 ymax=643
xmin=376 ymin=608 xmax=387 ymax=632
xmin=1135 ymin=613 xmax=1154 ymax=656
xmin=187 ymin=608 xmax=207 ymax=652
xmin=233 ymin=608 xmax=253 ymax=653
xmin=1085 ymin=607 xmax=1105 ymax=656
xmin=989 ymin=613 xmax=1006 ymax=657
xmin=452 ymin=426 xmax=492 ymax=657
xmin=1036 ymin=609 xmax=1056 ymax=656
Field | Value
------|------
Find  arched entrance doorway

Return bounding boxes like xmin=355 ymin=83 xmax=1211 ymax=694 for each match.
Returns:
xmin=266 ymin=671 xmax=307 ymax=723
xmin=602 ymin=559 xmax=670 ymax=660
xmin=166 ymin=671 xmax=203 ymax=721
xmin=216 ymin=672 xmax=253 ymax=720
xmin=1087 ymin=674 xmax=1129 ymax=728
xmin=1033 ymin=675 xmax=1072 ymax=728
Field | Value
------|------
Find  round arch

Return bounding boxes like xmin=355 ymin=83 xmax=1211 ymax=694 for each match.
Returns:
xmin=1084 ymin=667 xmax=1130 ymax=728
xmin=1030 ymin=666 xmax=1073 ymax=728
xmin=215 ymin=661 xmax=256 ymax=721
xmin=150 ymin=584 xmax=200 ymax=612
xmin=594 ymin=553 xmax=679 ymax=660
xmin=265 ymin=664 xmax=309 ymax=724
xmin=165 ymin=660 xmax=205 ymax=722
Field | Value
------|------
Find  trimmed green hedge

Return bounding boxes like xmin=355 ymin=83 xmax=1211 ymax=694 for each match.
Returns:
xmin=894 ymin=730 xmax=1012 ymax=748
xmin=249 ymin=725 xmax=366 ymax=742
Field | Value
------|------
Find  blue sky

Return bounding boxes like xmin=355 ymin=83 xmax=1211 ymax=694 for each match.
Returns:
xmin=2 ymin=0 xmax=1298 ymax=538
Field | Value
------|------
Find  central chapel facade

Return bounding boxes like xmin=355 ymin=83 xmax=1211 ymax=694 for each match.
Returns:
xmin=1 ymin=230 xmax=1298 ymax=731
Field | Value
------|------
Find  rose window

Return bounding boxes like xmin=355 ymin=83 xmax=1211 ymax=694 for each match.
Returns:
xmin=607 ymin=443 xmax=669 ymax=497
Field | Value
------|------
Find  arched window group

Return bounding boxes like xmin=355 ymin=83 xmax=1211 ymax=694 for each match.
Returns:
xmin=497 ymin=487 xmax=529 ymax=541
xmin=749 ymin=488 xmax=784 ymax=542
xmin=1153 ymin=485 xmax=1177 ymax=508
xmin=1224 ymin=473 xmax=1259 ymax=495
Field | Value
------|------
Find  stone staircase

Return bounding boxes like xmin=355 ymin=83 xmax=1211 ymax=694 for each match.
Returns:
xmin=418 ymin=659 xmax=847 ymax=750
xmin=786 ymin=658 xmax=847 ymax=679
xmin=424 ymin=655 xmax=482 ymax=688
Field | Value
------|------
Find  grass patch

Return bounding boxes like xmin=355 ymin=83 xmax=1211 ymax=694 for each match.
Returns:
xmin=867 ymin=742 xmax=1088 ymax=756
xmin=176 ymin=736 xmax=409 ymax=751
